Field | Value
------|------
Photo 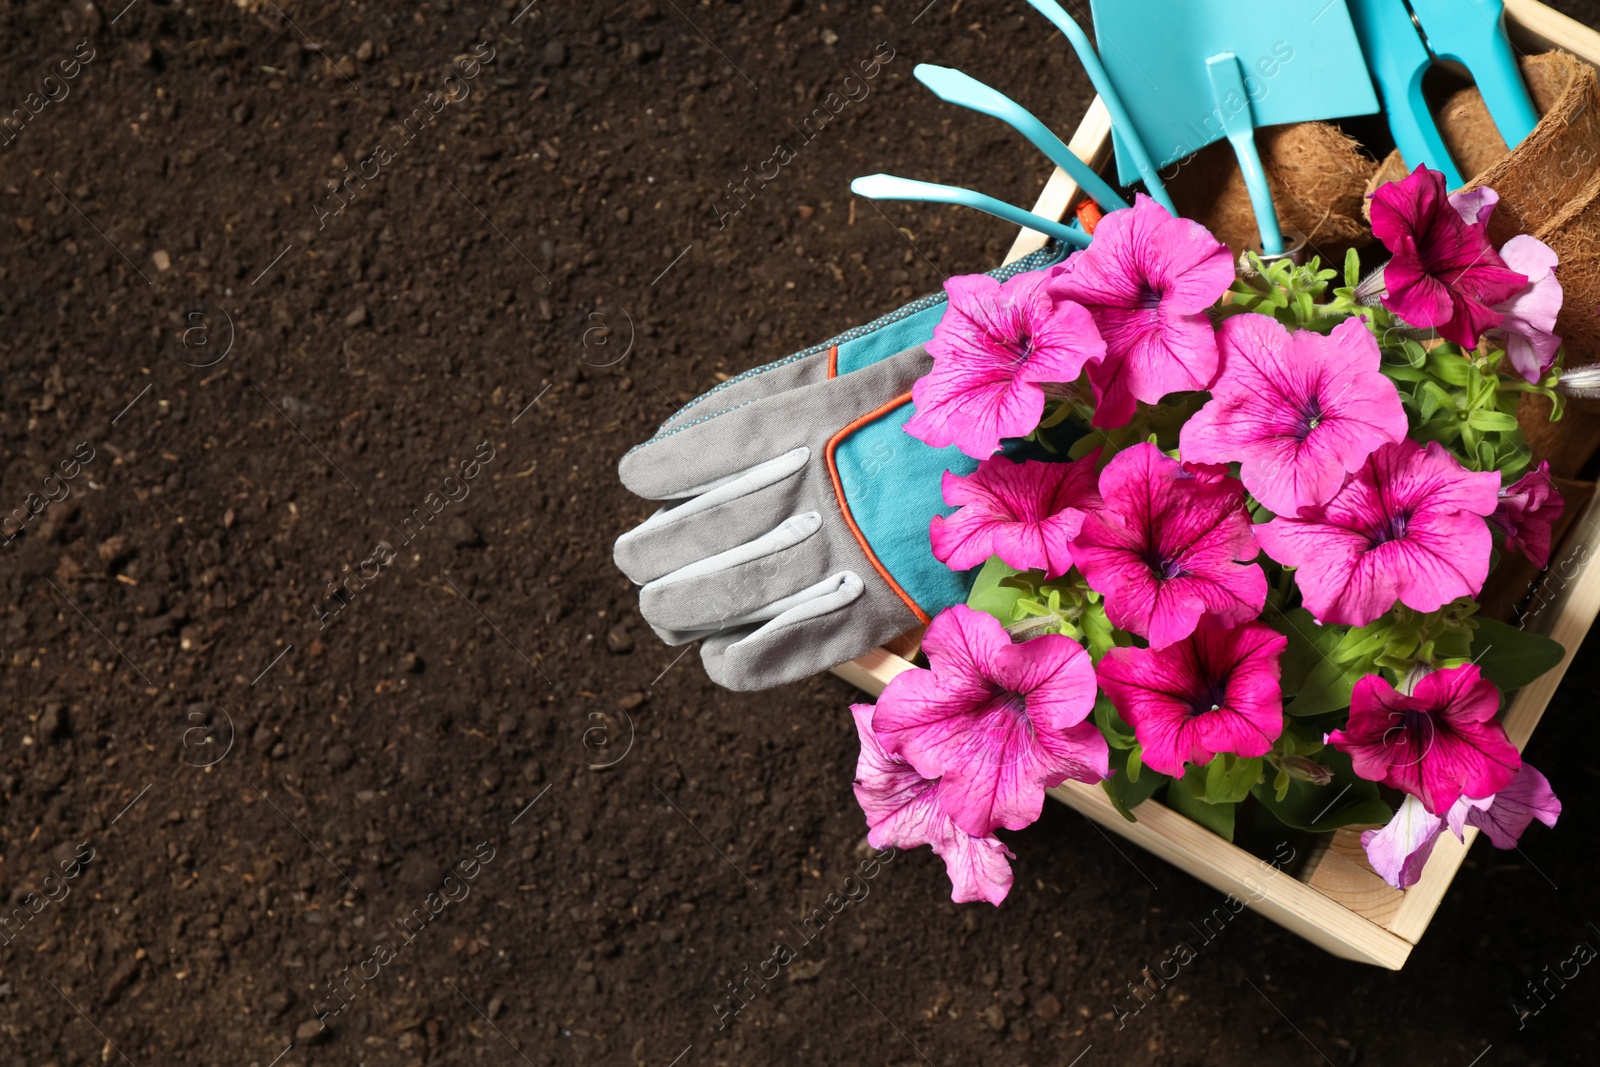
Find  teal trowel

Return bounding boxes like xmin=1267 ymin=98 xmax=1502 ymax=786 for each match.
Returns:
xmin=1086 ymin=0 xmax=1381 ymax=253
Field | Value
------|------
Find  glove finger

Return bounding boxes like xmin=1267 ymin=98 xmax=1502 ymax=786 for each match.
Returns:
xmin=613 ymin=446 xmax=808 ymax=585
xmin=698 ymin=577 xmax=917 ymax=691
xmin=619 ymin=343 xmax=932 ymax=501
xmin=644 ymin=570 xmax=861 ymax=646
xmin=639 ymin=512 xmax=836 ymax=633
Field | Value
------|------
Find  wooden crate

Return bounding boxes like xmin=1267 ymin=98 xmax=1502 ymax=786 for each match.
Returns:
xmin=833 ymin=0 xmax=1600 ymax=969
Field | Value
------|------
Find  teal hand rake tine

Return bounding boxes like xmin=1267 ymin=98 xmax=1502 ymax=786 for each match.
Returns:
xmin=913 ymin=63 xmax=1130 ymax=212
xmin=1020 ymin=0 xmax=1175 ymax=215
xmin=850 ymin=174 xmax=1092 ymax=249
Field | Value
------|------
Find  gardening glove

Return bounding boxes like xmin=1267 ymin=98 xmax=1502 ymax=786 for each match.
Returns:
xmin=614 ymin=243 xmax=1067 ymax=690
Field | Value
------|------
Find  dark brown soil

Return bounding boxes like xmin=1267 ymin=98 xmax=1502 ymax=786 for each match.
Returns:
xmin=2 ymin=2 xmax=1599 ymax=1064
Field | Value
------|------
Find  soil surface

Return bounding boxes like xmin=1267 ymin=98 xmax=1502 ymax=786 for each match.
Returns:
xmin=2 ymin=2 xmax=1599 ymax=1065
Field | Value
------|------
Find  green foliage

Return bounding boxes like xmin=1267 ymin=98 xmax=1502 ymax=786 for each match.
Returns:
xmin=1252 ymin=748 xmax=1393 ymax=833
xmin=1471 ymin=617 xmax=1567 ymax=692
xmin=1103 ymin=743 xmax=1168 ymax=822
xmin=1225 ymin=252 xmax=1338 ymax=328
xmin=1165 ymin=776 xmax=1235 ymax=841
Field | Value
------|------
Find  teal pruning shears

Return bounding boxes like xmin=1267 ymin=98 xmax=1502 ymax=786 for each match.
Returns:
xmin=1349 ymin=0 xmax=1540 ymax=188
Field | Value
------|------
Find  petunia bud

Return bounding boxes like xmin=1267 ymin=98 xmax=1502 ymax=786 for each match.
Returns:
xmin=1351 ymin=264 xmax=1388 ymax=306
xmin=1281 ymin=756 xmax=1334 ymax=786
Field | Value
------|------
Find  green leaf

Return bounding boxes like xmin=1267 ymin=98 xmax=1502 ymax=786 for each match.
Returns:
xmin=1202 ymin=754 xmax=1263 ymax=805
xmin=1092 ymin=692 xmax=1137 ymax=750
xmin=1468 ymin=410 xmax=1519 ymax=432
xmin=966 ymin=557 xmax=1026 ymax=622
xmin=1271 ymin=606 xmax=1345 ymax=698
xmin=1164 ymin=777 xmax=1236 ymax=841
xmin=1102 ymin=745 xmax=1167 ymax=821
xmin=1125 ymin=745 xmax=1144 ymax=784
xmin=1273 ymin=609 xmax=1366 ymax=716
xmin=1471 ymin=617 xmax=1567 ymax=692
xmin=1250 ymin=750 xmax=1392 ymax=833
xmin=1344 ymin=246 xmax=1361 ymax=289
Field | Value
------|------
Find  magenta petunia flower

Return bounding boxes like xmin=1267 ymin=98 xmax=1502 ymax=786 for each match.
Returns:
xmin=871 ymin=604 xmax=1106 ymax=838
xmin=1492 ymin=235 xmax=1563 ymax=383
xmin=929 ymin=453 xmax=1103 ymax=578
xmin=1179 ymin=315 xmax=1408 ymax=516
xmin=1045 ymin=194 xmax=1234 ymax=429
xmin=1255 ymin=440 xmax=1501 ymax=626
xmin=1095 ymin=619 xmax=1287 ymax=777
xmin=1361 ymin=762 xmax=1560 ymax=888
xmin=904 ymin=269 xmax=1106 ymax=458
xmin=1069 ymin=443 xmax=1268 ymax=648
xmin=1328 ymin=664 xmax=1521 ymax=815
xmin=850 ymin=704 xmax=1015 ymax=905
xmin=1491 ymin=461 xmax=1563 ymax=568
xmin=1369 ymin=166 xmax=1527 ymax=349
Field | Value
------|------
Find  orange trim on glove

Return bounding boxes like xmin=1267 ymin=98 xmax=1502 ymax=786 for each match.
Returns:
xmin=824 ymin=392 xmax=931 ymax=625
xmin=826 ymin=344 xmax=840 ymax=379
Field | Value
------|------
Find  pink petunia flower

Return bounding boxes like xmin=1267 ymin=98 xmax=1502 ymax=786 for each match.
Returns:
xmin=1045 ymin=195 xmax=1234 ymax=429
xmin=871 ymin=604 xmax=1107 ymax=838
xmin=850 ymin=704 xmax=1015 ymax=905
xmin=1095 ymin=619 xmax=1287 ymax=777
xmin=904 ymin=269 xmax=1106 ymax=458
xmin=929 ymin=453 xmax=1103 ymax=578
xmin=1361 ymin=763 xmax=1560 ymax=888
xmin=1490 ymin=461 xmax=1564 ymax=568
xmin=1255 ymin=439 xmax=1501 ymax=626
xmin=1328 ymin=664 xmax=1521 ymax=815
xmin=1369 ymin=166 xmax=1527 ymax=349
xmin=1069 ymin=443 xmax=1268 ymax=648
xmin=1178 ymin=315 xmax=1408 ymax=516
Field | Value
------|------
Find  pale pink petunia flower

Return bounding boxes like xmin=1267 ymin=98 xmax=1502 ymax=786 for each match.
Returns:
xmin=1446 ymin=762 xmax=1562 ymax=849
xmin=1361 ymin=763 xmax=1560 ymax=888
xmin=871 ymin=604 xmax=1107 ymax=838
xmin=1447 ymin=186 xmax=1563 ymax=380
xmin=1492 ymin=235 xmax=1563 ymax=383
xmin=1360 ymin=794 xmax=1445 ymax=889
xmin=1490 ymin=461 xmax=1564 ymax=568
xmin=1095 ymin=619 xmax=1287 ymax=778
xmin=1328 ymin=664 xmax=1520 ymax=815
xmin=850 ymin=704 xmax=1015 ymax=905
xmin=929 ymin=453 xmax=1103 ymax=578
xmin=1369 ymin=166 xmax=1527 ymax=349
xmin=904 ymin=269 xmax=1106 ymax=458
xmin=1045 ymin=194 xmax=1234 ymax=429
xmin=1179 ymin=315 xmax=1408 ymax=516
xmin=1069 ymin=443 xmax=1268 ymax=648
xmin=1255 ymin=439 xmax=1500 ymax=626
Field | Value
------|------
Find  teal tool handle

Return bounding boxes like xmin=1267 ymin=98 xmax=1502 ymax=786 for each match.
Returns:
xmin=1205 ymin=54 xmax=1283 ymax=256
xmin=1019 ymin=0 xmax=1176 ymax=215
xmin=1408 ymin=0 xmax=1539 ymax=147
xmin=913 ymin=64 xmax=1131 ymax=212
xmin=1348 ymin=0 xmax=1466 ymax=187
xmin=850 ymin=174 xmax=1092 ymax=249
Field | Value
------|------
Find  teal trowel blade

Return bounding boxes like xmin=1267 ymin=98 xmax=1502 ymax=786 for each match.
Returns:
xmin=1087 ymin=0 xmax=1381 ymax=186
